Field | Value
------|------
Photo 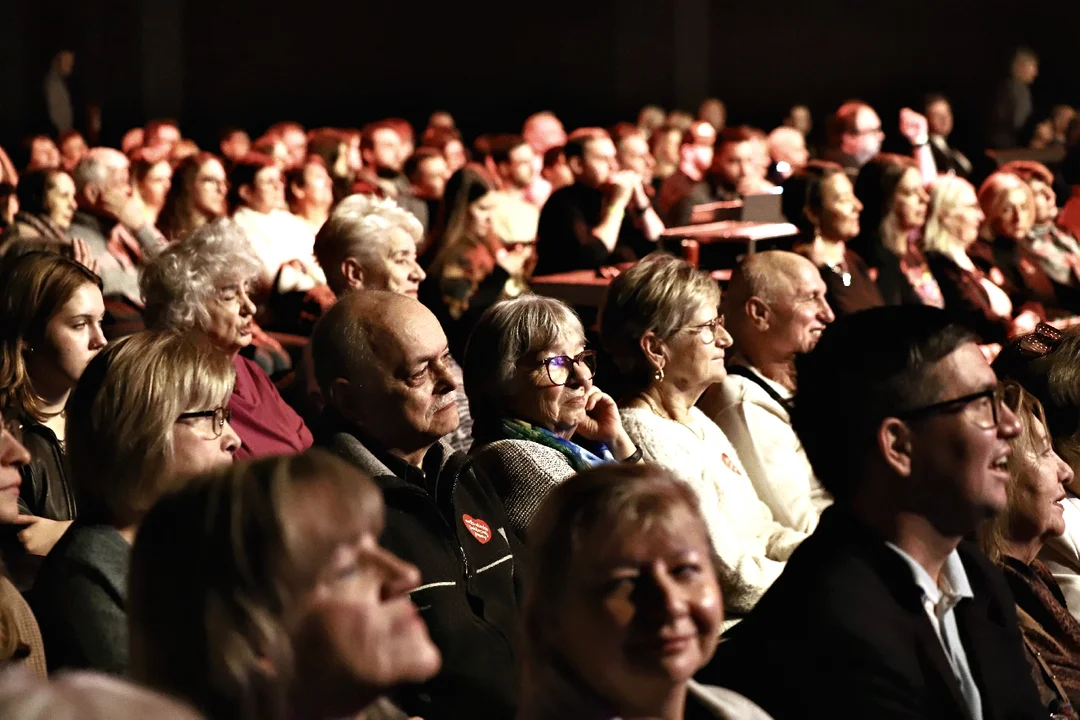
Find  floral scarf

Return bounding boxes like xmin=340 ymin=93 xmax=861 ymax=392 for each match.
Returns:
xmin=500 ymin=418 xmax=613 ymax=473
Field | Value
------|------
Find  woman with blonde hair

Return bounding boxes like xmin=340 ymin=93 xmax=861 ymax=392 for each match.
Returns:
xmin=977 ymin=172 xmax=1076 ymax=318
xmin=977 ymin=382 xmax=1080 ymax=714
xmin=0 ymin=252 xmax=106 ymax=582
xmin=422 ymin=165 xmax=534 ymax=360
xmin=129 ymin=450 xmax=439 ymax=720
xmin=29 ymin=331 xmax=240 ymax=674
xmin=923 ymin=174 xmax=1036 ymax=344
xmin=520 ymin=462 xmax=771 ymax=719
xmin=599 ymin=252 xmax=806 ymax=617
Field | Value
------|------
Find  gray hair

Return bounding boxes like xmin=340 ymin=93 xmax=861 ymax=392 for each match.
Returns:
xmin=71 ymin=147 xmax=127 ymax=194
xmin=141 ymin=219 xmax=264 ymax=334
xmin=598 ymin=252 xmax=720 ymax=392
xmin=463 ymin=295 xmax=584 ymax=436
xmin=313 ymin=194 xmax=424 ymax=295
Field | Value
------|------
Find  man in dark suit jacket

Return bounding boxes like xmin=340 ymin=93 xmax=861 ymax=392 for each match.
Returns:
xmin=926 ymin=94 xmax=973 ymax=179
xmin=703 ymin=305 xmax=1047 ymax=719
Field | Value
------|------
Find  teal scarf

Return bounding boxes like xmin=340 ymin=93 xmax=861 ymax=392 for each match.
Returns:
xmin=500 ymin=419 xmax=614 ymax=473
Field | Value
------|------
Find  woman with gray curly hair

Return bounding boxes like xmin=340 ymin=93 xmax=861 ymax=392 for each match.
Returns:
xmin=599 ymin=252 xmax=806 ymax=618
xmin=141 ymin=219 xmax=313 ymax=460
xmin=464 ymin=295 xmax=639 ymax=537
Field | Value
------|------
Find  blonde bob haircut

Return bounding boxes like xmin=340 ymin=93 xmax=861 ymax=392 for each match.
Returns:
xmin=0 ymin=251 xmax=102 ymax=421
xmin=978 ymin=171 xmax=1036 ymax=240
xmin=923 ymin=174 xmax=977 ymax=254
xmin=598 ymin=251 xmax=721 ymax=394
xmin=66 ymin=331 xmax=235 ymax=528
xmin=129 ymin=450 xmax=382 ymax=720
xmin=141 ymin=219 xmax=263 ymax=335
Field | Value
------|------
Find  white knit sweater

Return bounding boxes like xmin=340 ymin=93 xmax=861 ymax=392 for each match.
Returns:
xmin=620 ymin=406 xmax=807 ymax=615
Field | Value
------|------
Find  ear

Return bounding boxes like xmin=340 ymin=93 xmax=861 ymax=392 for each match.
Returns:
xmin=803 ymin=204 xmax=821 ymax=229
xmin=361 ymin=148 xmax=373 ymax=166
xmin=639 ymin=331 xmax=667 ymax=374
xmin=878 ymin=417 xmax=914 ymax=479
xmin=327 ymin=378 xmax=366 ymax=425
xmin=568 ymin=156 xmax=584 ymax=177
xmin=83 ymin=184 xmax=101 ymax=207
xmin=238 ymin=183 xmax=254 ymax=207
xmin=341 ymin=258 xmax=364 ymax=292
xmin=745 ymin=297 xmax=771 ymax=331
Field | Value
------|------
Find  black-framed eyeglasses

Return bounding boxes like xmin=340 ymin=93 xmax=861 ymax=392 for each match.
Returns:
xmin=541 ymin=350 xmax=597 ymax=387
xmin=1017 ymin=322 xmax=1063 ymax=359
xmin=176 ymin=407 xmax=232 ymax=438
xmin=682 ymin=315 xmax=726 ymax=344
xmin=896 ymin=387 xmax=1002 ymax=430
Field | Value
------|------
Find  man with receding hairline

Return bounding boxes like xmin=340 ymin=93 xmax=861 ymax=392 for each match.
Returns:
xmin=701 ymin=251 xmax=834 ymax=533
xmin=311 ymin=290 xmax=524 ymax=720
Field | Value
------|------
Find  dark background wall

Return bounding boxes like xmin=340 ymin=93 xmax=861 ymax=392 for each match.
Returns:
xmin=2 ymin=0 xmax=1077 ymax=154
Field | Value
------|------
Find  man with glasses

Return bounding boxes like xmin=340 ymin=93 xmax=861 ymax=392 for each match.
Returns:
xmin=824 ymin=101 xmax=937 ymax=183
xmin=706 ymin=305 xmax=1046 ymax=718
xmin=703 ymin=251 xmax=835 ymax=534
xmin=310 ymin=290 xmax=525 ymax=720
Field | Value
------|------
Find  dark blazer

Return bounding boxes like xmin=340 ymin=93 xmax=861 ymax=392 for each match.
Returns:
xmin=703 ymin=507 xmax=1046 ymax=719
xmin=971 ymin=236 xmax=1072 ymax=317
xmin=926 ymin=252 xmax=1012 ymax=345
xmin=28 ymin=522 xmax=129 ymax=675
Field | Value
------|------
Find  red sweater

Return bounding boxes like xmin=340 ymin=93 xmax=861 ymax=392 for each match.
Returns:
xmin=229 ymin=355 xmax=313 ymax=460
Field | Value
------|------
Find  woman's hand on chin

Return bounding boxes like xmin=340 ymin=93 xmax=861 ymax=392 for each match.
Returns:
xmin=575 ymin=387 xmax=636 ymax=459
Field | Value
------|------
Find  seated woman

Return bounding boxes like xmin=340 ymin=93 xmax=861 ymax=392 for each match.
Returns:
xmin=794 ymin=161 xmax=883 ymax=316
xmin=520 ymin=462 xmax=771 ymax=720
xmin=1001 ymin=160 xmax=1080 ymax=311
xmin=994 ymin=326 xmax=1080 ymax=625
xmin=599 ymin=252 xmax=806 ymax=617
xmin=29 ymin=331 xmax=239 ymax=674
xmin=0 ymin=252 xmax=107 ymax=587
xmin=141 ymin=219 xmax=313 ymax=459
xmin=977 ymin=172 xmax=1076 ymax=318
xmin=977 ymin=382 xmax=1080 ymax=714
xmin=157 ymin=153 xmax=228 ymax=240
xmin=465 ymin=295 xmax=639 ymax=538
xmin=0 ymin=409 xmax=46 ymax=678
xmin=923 ymin=174 xmax=1038 ymax=345
xmin=129 ymin=450 xmax=439 ymax=720
xmin=421 ymin=166 xmax=534 ymax=361
xmin=0 ymin=169 xmax=78 ymax=255
xmin=850 ymin=153 xmax=943 ymax=308
xmin=130 ymin=151 xmax=173 ymax=230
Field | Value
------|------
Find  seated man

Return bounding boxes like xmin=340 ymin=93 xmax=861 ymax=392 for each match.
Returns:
xmin=311 ymin=195 xmax=473 ymax=451
xmin=70 ymin=148 xmax=166 ymax=309
xmin=824 ymin=100 xmax=937 ymax=183
xmin=656 ymin=120 xmax=716 ymax=226
xmin=404 ymin=146 xmax=450 ymax=224
xmin=311 ymin=291 xmax=523 ymax=720
xmin=925 ymin=94 xmax=972 ymax=179
xmin=357 ymin=120 xmax=429 ymax=231
xmin=534 ymin=128 xmax=663 ymax=275
xmin=705 ymin=305 xmax=1045 ymax=718
xmin=700 ymin=251 xmax=834 ymax=533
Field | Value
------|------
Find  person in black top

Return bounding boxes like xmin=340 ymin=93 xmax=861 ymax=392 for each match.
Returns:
xmin=704 ymin=306 xmax=1047 ymax=718
xmin=311 ymin=290 xmax=525 ymax=720
xmin=793 ymin=162 xmax=884 ymax=316
xmin=534 ymin=129 xmax=663 ymax=276
xmin=925 ymin=94 xmax=973 ymax=179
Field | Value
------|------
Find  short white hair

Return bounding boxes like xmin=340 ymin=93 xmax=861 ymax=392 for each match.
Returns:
xmin=141 ymin=218 xmax=264 ymax=334
xmin=767 ymin=126 xmax=805 ymax=161
xmin=72 ymin=147 xmax=128 ymax=193
xmin=313 ymin=194 xmax=424 ymax=295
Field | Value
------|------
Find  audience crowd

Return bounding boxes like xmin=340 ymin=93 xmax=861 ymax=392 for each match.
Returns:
xmin=4 ymin=44 xmax=1080 ymax=719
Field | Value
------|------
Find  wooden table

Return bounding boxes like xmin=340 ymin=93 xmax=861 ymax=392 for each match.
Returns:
xmin=662 ymin=220 xmax=800 ymax=255
xmin=531 ymin=268 xmax=732 ymax=309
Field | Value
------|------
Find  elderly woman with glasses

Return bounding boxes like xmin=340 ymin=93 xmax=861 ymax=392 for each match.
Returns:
xmin=141 ymin=219 xmax=313 ymax=460
xmin=464 ymin=295 xmax=640 ymax=538
xmin=28 ymin=331 xmax=239 ymax=675
xmin=995 ymin=324 xmax=1080 ymax=626
xmin=599 ymin=252 xmax=806 ymax=618
xmin=977 ymin=382 xmax=1080 ymax=714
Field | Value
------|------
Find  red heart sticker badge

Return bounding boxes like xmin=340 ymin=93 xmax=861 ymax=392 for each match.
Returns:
xmin=462 ymin=514 xmax=492 ymax=544
xmin=721 ymin=453 xmax=743 ymax=476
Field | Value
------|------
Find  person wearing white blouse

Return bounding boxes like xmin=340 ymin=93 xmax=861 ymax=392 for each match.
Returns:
xmin=599 ymin=252 xmax=807 ymax=618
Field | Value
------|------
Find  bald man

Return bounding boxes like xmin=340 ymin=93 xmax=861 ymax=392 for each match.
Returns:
xmin=311 ymin=290 xmax=524 ymax=720
xmin=700 ymin=251 xmax=835 ymax=533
